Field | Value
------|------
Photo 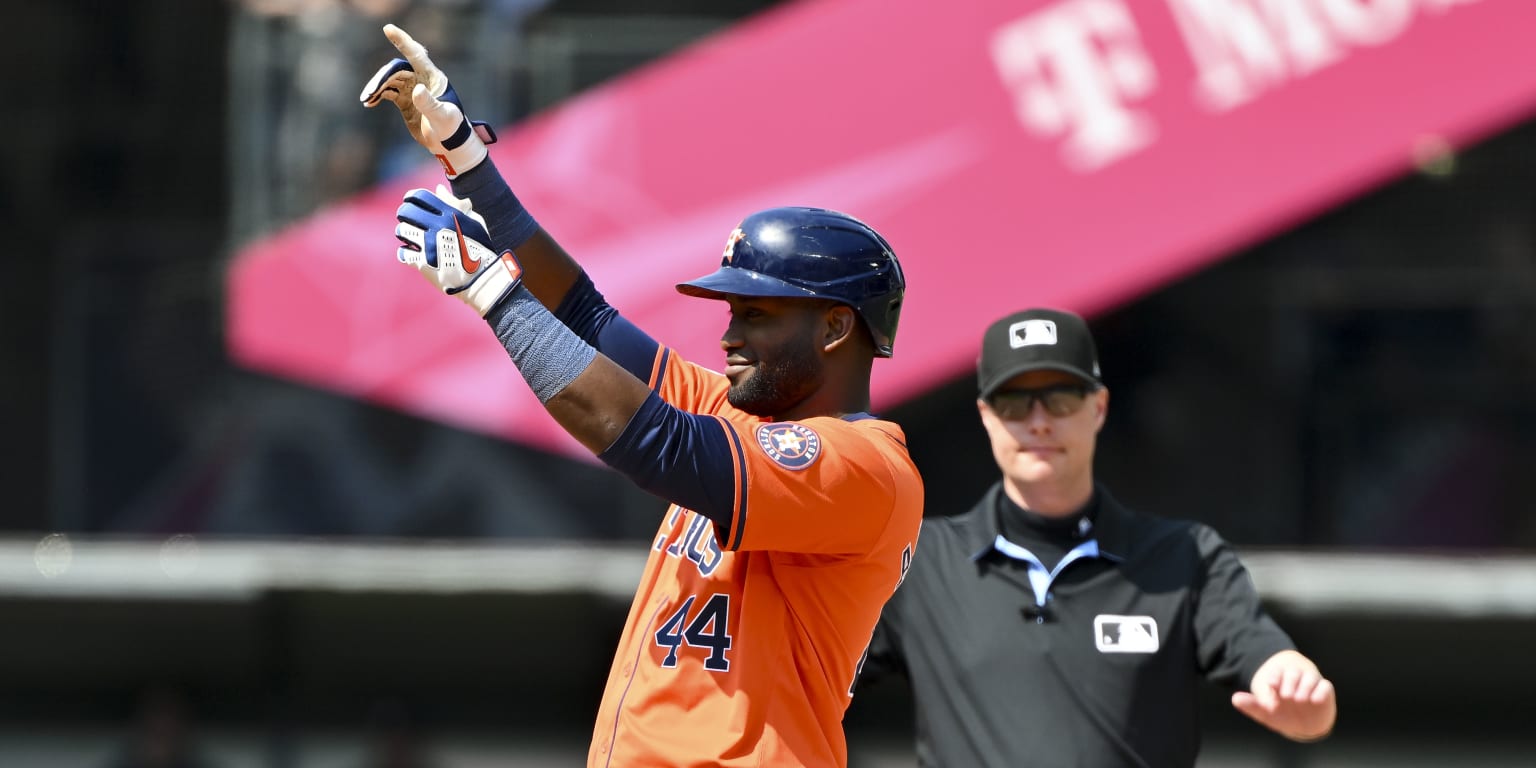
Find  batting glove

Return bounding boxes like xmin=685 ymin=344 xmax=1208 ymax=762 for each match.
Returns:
xmin=360 ymin=24 xmax=497 ymax=178
xmin=395 ymin=185 xmax=523 ymax=316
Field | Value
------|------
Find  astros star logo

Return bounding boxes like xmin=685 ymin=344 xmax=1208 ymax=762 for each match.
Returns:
xmin=755 ymin=423 xmax=822 ymax=470
xmin=772 ymin=430 xmax=806 ymax=455
xmin=722 ymin=227 xmax=746 ymax=263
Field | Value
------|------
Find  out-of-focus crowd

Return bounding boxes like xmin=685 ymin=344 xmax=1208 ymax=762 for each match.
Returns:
xmin=232 ymin=0 xmax=546 ymax=241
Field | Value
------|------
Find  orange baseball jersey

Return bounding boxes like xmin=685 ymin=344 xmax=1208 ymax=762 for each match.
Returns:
xmin=587 ymin=345 xmax=923 ymax=767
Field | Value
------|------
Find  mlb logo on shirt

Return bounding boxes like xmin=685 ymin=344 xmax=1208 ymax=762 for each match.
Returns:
xmin=1094 ymin=615 xmax=1159 ymax=653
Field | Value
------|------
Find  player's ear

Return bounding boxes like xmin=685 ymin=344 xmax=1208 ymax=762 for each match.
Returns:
xmin=821 ymin=304 xmax=859 ymax=353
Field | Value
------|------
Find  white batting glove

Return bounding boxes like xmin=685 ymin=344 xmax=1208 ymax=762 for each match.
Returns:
xmin=360 ymin=24 xmax=497 ymax=178
xmin=394 ymin=185 xmax=523 ymax=316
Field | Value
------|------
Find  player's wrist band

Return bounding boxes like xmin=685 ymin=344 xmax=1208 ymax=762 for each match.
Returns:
xmin=486 ymin=283 xmax=597 ymax=404
xmin=449 ymin=162 xmax=539 ymax=254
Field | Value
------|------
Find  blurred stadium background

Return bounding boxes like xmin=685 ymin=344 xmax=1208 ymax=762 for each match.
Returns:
xmin=4 ymin=0 xmax=1535 ymax=766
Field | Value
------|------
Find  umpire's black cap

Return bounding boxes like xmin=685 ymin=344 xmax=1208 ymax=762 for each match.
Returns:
xmin=977 ymin=308 xmax=1103 ymax=399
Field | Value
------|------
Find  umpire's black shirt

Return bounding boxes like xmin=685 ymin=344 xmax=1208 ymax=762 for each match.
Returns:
xmin=862 ymin=483 xmax=1294 ymax=768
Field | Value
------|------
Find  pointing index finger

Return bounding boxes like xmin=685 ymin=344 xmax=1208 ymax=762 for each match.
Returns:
xmin=384 ymin=24 xmax=450 ymax=98
xmin=383 ymin=24 xmax=436 ymax=77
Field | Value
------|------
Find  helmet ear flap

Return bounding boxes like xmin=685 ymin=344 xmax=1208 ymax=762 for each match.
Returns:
xmin=865 ymin=294 xmax=903 ymax=358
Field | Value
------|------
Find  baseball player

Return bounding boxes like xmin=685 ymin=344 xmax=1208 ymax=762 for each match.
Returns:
xmin=359 ymin=24 xmax=923 ymax=768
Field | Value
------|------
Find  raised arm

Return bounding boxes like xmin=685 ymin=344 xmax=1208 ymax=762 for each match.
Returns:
xmin=391 ymin=188 xmax=743 ymax=532
xmin=360 ymin=24 xmax=583 ymax=310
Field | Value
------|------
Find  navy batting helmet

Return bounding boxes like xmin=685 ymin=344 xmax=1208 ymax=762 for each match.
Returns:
xmin=676 ymin=206 xmax=906 ymax=357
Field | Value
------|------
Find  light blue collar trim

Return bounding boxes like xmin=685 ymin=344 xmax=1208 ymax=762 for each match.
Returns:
xmin=992 ymin=534 xmax=1101 ymax=606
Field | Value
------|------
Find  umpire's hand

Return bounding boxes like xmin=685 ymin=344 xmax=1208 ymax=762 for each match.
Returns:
xmin=1233 ymin=650 xmax=1338 ymax=741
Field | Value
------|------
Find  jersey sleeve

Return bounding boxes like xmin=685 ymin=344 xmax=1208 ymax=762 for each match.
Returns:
xmin=717 ymin=417 xmax=912 ymax=555
xmin=648 ymin=345 xmax=732 ymax=413
xmin=1191 ymin=524 xmax=1297 ymax=689
xmin=598 ymin=344 xmax=916 ymax=556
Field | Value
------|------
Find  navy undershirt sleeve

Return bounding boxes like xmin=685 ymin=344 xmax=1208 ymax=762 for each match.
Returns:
xmin=447 ymin=163 xmax=538 ymax=255
xmin=552 ymin=272 xmax=664 ymax=384
xmin=598 ymin=390 xmax=739 ymax=532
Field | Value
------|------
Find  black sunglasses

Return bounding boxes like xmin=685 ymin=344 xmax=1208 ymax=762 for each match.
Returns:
xmin=987 ymin=384 xmax=1093 ymax=420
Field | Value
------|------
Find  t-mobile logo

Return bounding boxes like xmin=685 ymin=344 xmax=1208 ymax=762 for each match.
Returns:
xmin=990 ymin=0 xmax=1159 ymax=171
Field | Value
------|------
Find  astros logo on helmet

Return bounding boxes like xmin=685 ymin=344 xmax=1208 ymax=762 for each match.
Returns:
xmin=722 ymin=227 xmax=746 ymax=262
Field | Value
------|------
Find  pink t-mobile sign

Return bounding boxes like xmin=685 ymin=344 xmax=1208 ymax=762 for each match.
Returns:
xmin=228 ymin=0 xmax=1536 ymax=456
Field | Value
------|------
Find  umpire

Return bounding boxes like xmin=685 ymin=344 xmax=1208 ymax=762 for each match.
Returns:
xmin=858 ymin=308 xmax=1336 ymax=768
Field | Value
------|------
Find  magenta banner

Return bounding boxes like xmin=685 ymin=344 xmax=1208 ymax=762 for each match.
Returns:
xmin=229 ymin=0 xmax=1536 ymax=457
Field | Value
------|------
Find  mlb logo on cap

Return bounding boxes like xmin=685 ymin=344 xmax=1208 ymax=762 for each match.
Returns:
xmin=1009 ymin=319 xmax=1058 ymax=348
xmin=978 ymin=308 xmax=1103 ymax=399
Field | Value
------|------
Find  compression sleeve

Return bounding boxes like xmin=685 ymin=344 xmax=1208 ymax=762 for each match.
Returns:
xmin=485 ymin=284 xmax=597 ymax=404
xmin=598 ymin=390 xmax=742 ymax=534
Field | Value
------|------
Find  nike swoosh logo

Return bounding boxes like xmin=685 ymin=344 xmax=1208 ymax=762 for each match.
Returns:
xmin=454 ymin=216 xmax=481 ymax=273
